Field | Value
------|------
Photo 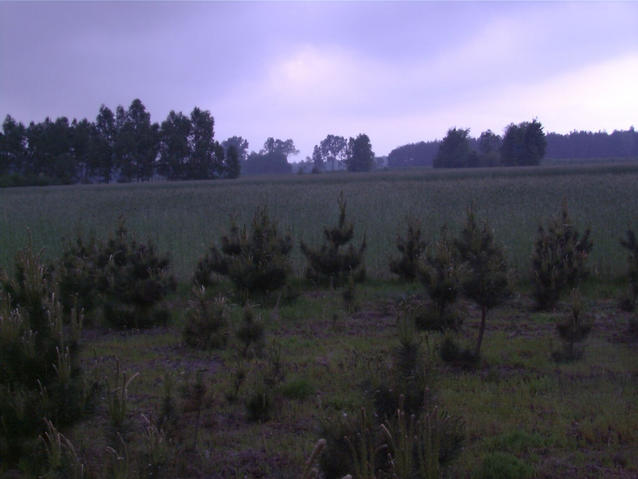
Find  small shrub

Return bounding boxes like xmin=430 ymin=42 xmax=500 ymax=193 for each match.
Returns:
xmin=182 ymin=287 xmax=229 ymax=349
xmin=373 ymin=316 xmax=433 ymax=420
xmin=281 ymin=377 xmax=315 ymax=401
xmin=0 ymin=244 xmax=89 ymax=468
xmin=619 ymin=229 xmax=638 ymax=311
xmin=301 ymin=192 xmax=366 ymax=287
xmin=55 ymin=233 xmax=100 ymax=322
xmin=552 ymin=289 xmax=593 ymax=362
xmin=194 ymin=207 xmax=293 ymax=300
xmin=477 ymin=451 xmax=534 ymax=479
xmin=531 ymin=201 xmax=593 ymax=310
xmin=319 ymin=408 xmax=382 ymax=479
xmin=245 ymin=380 xmax=273 ymax=423
xmin=54 ymin=219 xmax=176 ymax=329
xmin=96 ymin=220 xmax=176 ymax=329
xmin=455 ymin=206 xmax=510 ymax=358
xmin=417 ymin=227 xmax=462 ymax=328
xmin=440 ymin=334 xmax=478 ymax=367
xmin=389 ymin=218 xmax=427 ymax=281
xmin=236 ymin=306 xmax=265 ymax=358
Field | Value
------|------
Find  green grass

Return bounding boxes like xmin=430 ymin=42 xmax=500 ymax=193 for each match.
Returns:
xmin=2 ymin=163 xmax=637 ymax=282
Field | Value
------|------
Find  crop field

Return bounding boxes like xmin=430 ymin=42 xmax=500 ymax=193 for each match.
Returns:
xmin=1 ymin=163 xmax=637 ymax=478
xmin=2 ymin=163 xmax=638 ymax=282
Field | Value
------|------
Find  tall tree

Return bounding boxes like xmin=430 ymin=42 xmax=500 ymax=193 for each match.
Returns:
xmin=224 ymin=144 xmax=241 ymax=179
xmin=345 ymin=134 xmax=374 ymax=172
xmin=311 ymin=145 xmax=324 ymax=172
xmin=114 ymin=99 xmax=159 ymax=182
xmin=188 ymin=107 xmax=218 ymax=179
xmin=501 ymin=120 xmax=546 ymax=166
xmin=319 ymin=134 xmax=347 ymax=171
xmin=433 ymin=128 xmax=471 ymax=168
xmin=91 ymin=105 xmax=116 ymax=183
xmin=222 ymin=136 xmax=249 ymax=163
xmin=0 ymin=115 xmax=27 ymax=176
xmin=243 ymin=138 xmax=297 ymax=176
xmin=71 ymin=118 xmax=93 ymax=183
xmin=158 ymin=110 xmax=191 ymax=180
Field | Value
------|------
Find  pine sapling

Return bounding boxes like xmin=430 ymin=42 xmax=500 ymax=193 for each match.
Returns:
xmin=455 ymin=206 xmax=509 ymax=358
xmin=531 ymin=201 xmax=592 ymax=310
xmin=619 ymin=229 xmax=638 ymax=312
xmin=389 ymin=218 xmax=427 ymax=281
xmin=194 ymin=207 xmax=293 ymax=300
xmin=553 ymin=289 xmax=593 ymax=362
xmin=417 ymin=226 xmax=462 ymax=330
xmin=300 ymin=192 xmax=366 ymax=287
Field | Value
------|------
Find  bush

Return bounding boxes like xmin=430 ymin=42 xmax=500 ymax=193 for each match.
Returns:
xmin=236 ymin=306 xmax=265 ymax=358
xmin=54 ymin=220 xmax=176 ymax=329
xmin=440 ymin=334 xmax=478 ymax=367
xmin=619 ymin=229 xmax=638 ymax=311
xmin=531 ymin=201 xmax=592 ymax=310
xmin=373 ymin=316 xmax=434 ymax=420
xmin=194 ymin=207 xmax=293 ymax=301
xmin=389 ymin=218 xmax=427 ymax=281
xmin=0 ymin=244 xmax=90 ymax=468
xmin=477 ymin=452 xmax=534 ymax=479
xmin=301 ymin=192 xmax=366 ymax=287
xmin=280 ymin=377 xmax=315 ymax=401
xmin=182 ymin=287 xmax=230 ymax=349
xmin=552 ymin=289 xmax=592 ymax=362
xmin=417 ymin=227 xmax=462 ymax=328
xmin=455 ymin=206 xmax=510 ymax=358
xmin=96 ymin=221 xmax=176 ymax=329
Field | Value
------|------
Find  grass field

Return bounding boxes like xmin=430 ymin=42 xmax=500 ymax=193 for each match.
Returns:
xmin=1 ymin=163 xmax=638 ymax=478
xmin=2 ymin=163 xmax=638 ymax=282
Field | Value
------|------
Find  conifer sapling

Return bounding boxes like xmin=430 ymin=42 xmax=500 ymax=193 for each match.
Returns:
xmin=455 ymin=206 xmax=510 ymax=358
xmin=300 ymin=192 xmax=366 ymax=287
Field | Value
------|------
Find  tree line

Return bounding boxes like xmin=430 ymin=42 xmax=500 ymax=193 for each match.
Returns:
xmin=389 ymin=122 xmax=638 ymax=168
xmin=2 ymin=101 xmax=636 ymax=187
xmin=0 ymin=99 xmax=241 ymax=185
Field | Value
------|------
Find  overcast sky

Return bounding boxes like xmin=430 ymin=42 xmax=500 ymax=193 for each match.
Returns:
xmin=1 ymin=1 xmax=637 ymax=160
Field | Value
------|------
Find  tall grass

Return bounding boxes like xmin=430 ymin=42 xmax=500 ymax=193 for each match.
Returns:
xmin=1 ymin=163 xmax=637 ymax=281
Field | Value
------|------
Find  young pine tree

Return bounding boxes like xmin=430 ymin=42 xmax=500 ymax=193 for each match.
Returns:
xmin=194 ymin=207 xmax=293 ymax=300
xmin=389 ymin=218 xmax=428 ymax=281
xmin=417 ymin=227 xmax=462 ymax=330
xmin=531 ymin=202 xmax=593 ymax=310
xmin=300 ymin=192 xmax=366 ymax=287
xmin=455 ymin=207 xmax=510 ymax=358
xmin=553 ymin=289 xmax=592 ymax=361
xmin=0 ymin=244 xmax=88 ymax=468
xmin=619 ymin=228 xmax=638 ymax=311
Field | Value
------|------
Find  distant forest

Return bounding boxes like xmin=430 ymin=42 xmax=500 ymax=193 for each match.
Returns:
xmin=389 ymin=127 xmax=638 ymax=168
xmin=1 ymin=99 xmax=636 ymax=186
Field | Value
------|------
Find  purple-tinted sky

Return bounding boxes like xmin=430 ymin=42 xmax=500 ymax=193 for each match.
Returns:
xmin=1 ymin=1 xmax=637 ymax=160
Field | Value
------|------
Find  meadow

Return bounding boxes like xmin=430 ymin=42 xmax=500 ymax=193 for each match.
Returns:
xmin=1 ymin=163 xmax=637 ymax=478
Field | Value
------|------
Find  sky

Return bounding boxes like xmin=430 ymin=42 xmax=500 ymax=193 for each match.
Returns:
xmin=1 ymin=1 xmax=637 ymax=161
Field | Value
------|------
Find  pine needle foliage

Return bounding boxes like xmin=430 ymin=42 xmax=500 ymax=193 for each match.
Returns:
xmin=301 ymin=192 xmax=367 ymax=287
xmin=455 ymin=206 xmax=510 ymax=358
xmin=552 ymin=289 xmax=593 ymax=362
xmin=0 ymin=243 xmax=89 ymax=468
xmin=55 ymin=233 xmax=99 ymax=321
xmin=417 ymin=227 xmax=462 ymax=327
xmin=619 ymin=229 xmax=638 ymax=311
xmin=531 ymin=201 xmax=593 ymax=310
xmin=95 ymin=220 xmax=176 ymax=329
xmin=194 ymin=207 xmax=293 ymax=299
xmin=54 ymin=219 xmax=176 ymax=329
xmin=182 ymin=287 xmax=230 ymax=350
xmin=389 ymin=218 xmax=428 ymax=281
